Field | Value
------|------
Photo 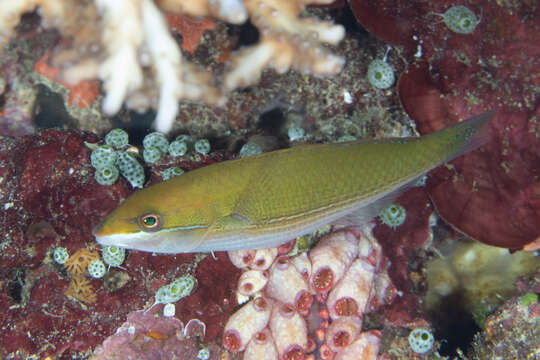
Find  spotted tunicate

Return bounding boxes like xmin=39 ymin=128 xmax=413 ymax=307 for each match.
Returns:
xmin=90 ymin=145 xmax=117 ymax=169
xmin=169 ymin=140 xmax=188 ymax=157
xmin=94 ymin=164 xmax=120 ymax=186
xmin=442 ymin=6 xmax=479 ymax=34
xmin=408 ymin=328 xmax=434 ymax=354
xmin=116 ymin=151 xmax=145 ymax=188
xmin=239 ymin=142 xmax=263 ymax=158
xmin=87 ymin=259 xmax=107 ymax=278
xmin=379 ymin=203 xmax=406 ymax=229
xmin=155 ymin=274 xmax=196 ymax=304
xmin=194 ymin=139 xmax=211 ymax=155
xmin=104 ymin=129 xmax=129 ymax=149
xmin=161 ymin=167 xmax=184 ymax=181
xmin=53 ymin=247 xmax=69 ymax=265
xmin=143 ymin=146 xmax=162 ymax=163
xmin=102 ymin=245 xmax=126 ymax=267
xmin=143 ymin=132 xmax=169 ymax=155
xmin=367 ymin=59 xmax=395 ymax=89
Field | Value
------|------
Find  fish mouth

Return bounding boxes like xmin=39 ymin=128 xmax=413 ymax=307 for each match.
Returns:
xmin=94 ymin=232 xmax=135 ymax=250
xmin=94 ymin=225 xmax=210 ymax=254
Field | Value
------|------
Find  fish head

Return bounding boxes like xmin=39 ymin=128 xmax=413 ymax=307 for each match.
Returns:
xmin=93 ymin=178 xmax=218 ymax=253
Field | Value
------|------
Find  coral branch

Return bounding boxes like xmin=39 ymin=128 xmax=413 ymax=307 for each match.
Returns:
xmin=0 ymin=0 xmax=345 ymax=133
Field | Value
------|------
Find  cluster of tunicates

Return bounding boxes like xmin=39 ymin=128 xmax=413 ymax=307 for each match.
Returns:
xmin=91 ymin=129 xmax=213 ymax=186
xmin=142 ymin=132 xmax=211 ymax=163
xmin=143 ymin=132 xmax=169 ymax=163
xmin=52 ymin=245 xmax=126 ymax=279
xmin=90 ymin=129 xmax=145 ymax=187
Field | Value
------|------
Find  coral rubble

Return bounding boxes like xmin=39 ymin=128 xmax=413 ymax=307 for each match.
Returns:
xmin=0 ymin=0 xmax=345 ymax=133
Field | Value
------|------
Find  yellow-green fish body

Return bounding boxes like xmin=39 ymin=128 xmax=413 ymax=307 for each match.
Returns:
xmin=94 ymin=112 xmax=493 ymax=253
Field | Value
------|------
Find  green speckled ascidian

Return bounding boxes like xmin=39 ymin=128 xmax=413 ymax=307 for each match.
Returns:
xmin=116 ymin=151 xmax=145 ymax=188
xmin=87 ymin=259 xmax=107 ymax=278
xmin=379 ymin=203 xmax=406 ymax=229
xmin=105 ymin=129 xmax=129 ymax=149
xmin=143 ymin=132 xmax=169 ymax=155
xmin=102 ymin=245 xmax=125 ymax=267
xmin=442 ymin=6 xmax=480 ymax=34
xmin=94 ymin=165 xmax=119 ymax=186
xmin=53 ymin=247 xmax=69 ymax=264
xmin=91 ymin=145 xmax=117 ymax=169
xmin=155 ymin=274 xmax=196 ymax=304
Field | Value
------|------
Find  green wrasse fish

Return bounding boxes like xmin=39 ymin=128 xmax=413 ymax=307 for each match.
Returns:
xmin=94 ymin=111 xmax=494 ymax=253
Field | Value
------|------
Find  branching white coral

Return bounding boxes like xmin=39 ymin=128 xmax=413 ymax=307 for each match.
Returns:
xmin=140 ymin=0 xmax=183 ymax=133
xmin=224 ymin=0 xmax=346 ymax=90
xmin=95 ymin=0 xmax=144 ymax=116
xmin=0 ymin=0 xmax=346 ymax=133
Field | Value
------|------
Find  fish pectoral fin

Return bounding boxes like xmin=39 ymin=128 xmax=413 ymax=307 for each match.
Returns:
xmin=207 ymin=213 xmax=252 ymax=232
xmin=333 ymin=175 xmax=424 ymax=227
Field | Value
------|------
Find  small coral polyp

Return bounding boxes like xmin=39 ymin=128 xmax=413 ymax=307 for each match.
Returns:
xmin=442 ymin=5 xmax=480 ymax=34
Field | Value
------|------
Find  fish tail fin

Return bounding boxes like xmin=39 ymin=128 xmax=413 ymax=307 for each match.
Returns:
xmin=434 ymin=110 xmax=495 ymax=162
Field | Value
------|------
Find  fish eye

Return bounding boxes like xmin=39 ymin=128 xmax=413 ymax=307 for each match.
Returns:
xmin=138 ymin=213 xmax=161 ymax=232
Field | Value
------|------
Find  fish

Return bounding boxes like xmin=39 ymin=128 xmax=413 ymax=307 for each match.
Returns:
xmin=94 ymin=111 xmax=494 ymax=253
